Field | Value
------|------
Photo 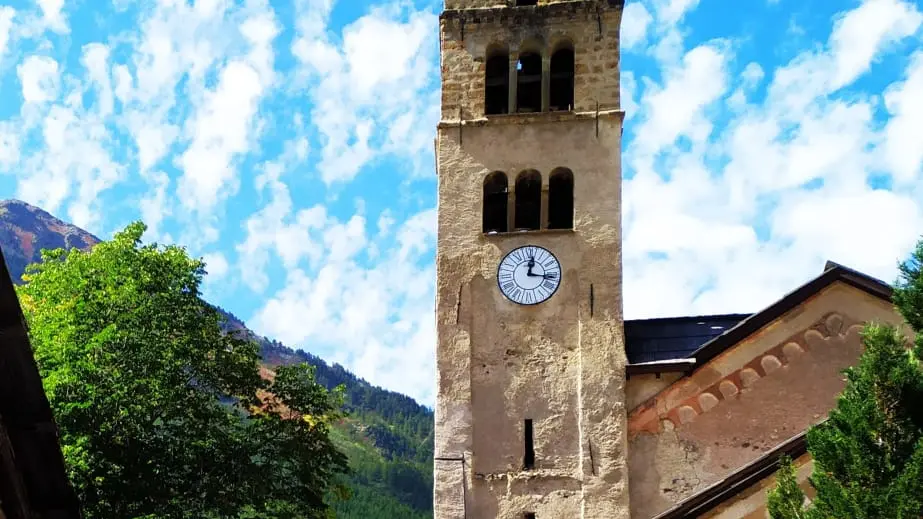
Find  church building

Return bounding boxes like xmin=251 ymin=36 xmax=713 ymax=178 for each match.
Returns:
xmin=431 ymin=1 xmax=909 ymax=518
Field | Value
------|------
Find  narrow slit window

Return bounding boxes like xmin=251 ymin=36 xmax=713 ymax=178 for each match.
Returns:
xmin=524 ymin=419 xmax=535 ymax=470
xmin=485 ymin=53 xmax=509 ymax=115
xmin=514 ymin=170 xmax=541 ymax=231
xmin=548 ymin=168 xmax=574 ymax=229
xmin=524 ymin=514 xmax=536 ymax=519
xmin=549 ymin=47 xmax=575 ymax=111
xmin=516 ymin=52 xmax=542 ymax=113
xmin=483 ymin=172 xmax=509 ymax=233
xmin=516 ymin=0 xmax=538 ymax=5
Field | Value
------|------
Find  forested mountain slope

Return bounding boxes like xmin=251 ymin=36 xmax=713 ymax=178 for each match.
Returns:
xmin=0 ymin=198 xmax=434 ymax=519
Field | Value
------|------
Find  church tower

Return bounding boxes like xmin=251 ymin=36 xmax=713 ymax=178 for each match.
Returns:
xmin=433 ymin=1 xmax=627 ymax=518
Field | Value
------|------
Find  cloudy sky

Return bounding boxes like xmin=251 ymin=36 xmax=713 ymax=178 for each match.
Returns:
xmin=1 ymin=0 xmax=921 ymax=407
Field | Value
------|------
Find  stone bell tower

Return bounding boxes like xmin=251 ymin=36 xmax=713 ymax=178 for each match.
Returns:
xmin=433 ymin=1 xmax=627 ymax=518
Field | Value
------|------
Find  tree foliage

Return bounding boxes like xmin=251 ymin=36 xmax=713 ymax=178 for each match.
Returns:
xmin=768 ymin=237 xmax=923 ymax=519
xmin=16 ymin=222 xmax=349 ymax=518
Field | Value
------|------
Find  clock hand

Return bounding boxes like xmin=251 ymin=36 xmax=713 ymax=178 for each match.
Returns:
xmin=527 ymin=257 xmax=536 ymax=276
xmin=542 ymin=273 xmax=558 ymax=279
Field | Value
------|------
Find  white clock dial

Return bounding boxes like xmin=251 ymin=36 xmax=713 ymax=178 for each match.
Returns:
xmin=497 ymin=245 xmax=561 ymax=305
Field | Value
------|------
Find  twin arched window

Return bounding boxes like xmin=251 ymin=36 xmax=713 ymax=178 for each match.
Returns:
xmin=485 ymin=43 xmax=575 ymax=116
xmin=482 ymin=169 xmax=574 ymax=233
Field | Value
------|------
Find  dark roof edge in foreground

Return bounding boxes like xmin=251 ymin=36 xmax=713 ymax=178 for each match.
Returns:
xmin=689 ymin=261 xmax=893 ymax=369
xmin=652 ymin=430 xmax=810 ymax=519
xmin=0 ymin=245 xmax=82 ymax=518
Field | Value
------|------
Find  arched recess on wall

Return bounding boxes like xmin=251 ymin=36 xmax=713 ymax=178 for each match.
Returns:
xmin=548 ymin=168 xmax=574 ymax=229
xmin=516 ymin=50 xmax=542 ymax=113
xmin=514 ymin=170 xmax=542 ymax=230
xmin=485 ymin=45 xmax=509 ymax=115
xmin=483 ymin=171 xmax=509 ymax=233
xmin=549 ymin=43 xmax=574 ymax=112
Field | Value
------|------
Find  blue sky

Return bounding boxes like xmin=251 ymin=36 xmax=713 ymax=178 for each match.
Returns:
xmin=1 ymin=0 xmax=922 ymax=407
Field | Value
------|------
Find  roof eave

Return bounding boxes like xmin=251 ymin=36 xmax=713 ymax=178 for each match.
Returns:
xmin=626 ymin=359 xmax=696 ymax=376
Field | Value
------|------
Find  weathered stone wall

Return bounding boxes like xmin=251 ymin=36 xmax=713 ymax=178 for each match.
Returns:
xmin=433 ymin=113 xmax=628 ymax=519
xmin=439 ymin=1 xmax=621 ymax=120
xmin=626 ymin=282 xmax=906 ymax=519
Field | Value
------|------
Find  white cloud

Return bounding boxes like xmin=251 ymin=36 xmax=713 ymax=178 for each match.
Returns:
xmin=203 ymin=251 xmax=230 ymax=279
xmin=632 ymin=42 xmax=730 ymax=156
xmin=828 ymin=0 xmax=922 ymax=90
xmin=292 ymin=2 xmax=439 ymax=184
xmin=772 ymin=188 xmax=923 ymax=275
xmin=621 ymin=2 xmax=653 ymax=49
xmin=175 ymin=7 xmax=279 ymax=216
xmin=17 ymin=55 xmax=59 ymax=103
xmin=139 ymin=170 xmax=171 ymax=241
xmin=740 ymin=62 xmax=764 ymax=89
xmin=176 ymin=61 xmax=265 ymax=211
xmin=881 ymin=50 xmax=923 ymax=184
xmin=0 ymin=7 xmax=14 ymax=57
xmin=250 ymin=208 xmax=437 ymax=404
xmin=653 ymin=0 xmax=700 ymax=25
xmin=237 ymin=157 xmax=329 ymax=293
xmin=22 ymin=105 xmax=123 ymax=229
xmin=622 ymin=0 xmax=923 ymax=322
xmin=6 ymin=48 xmax=126 ymax=230
xmin=0 ymin=124 xmax=18 ymax=166
xmin=768 ymin=0 xmax=922 ymax=116
xmin=37 ymin=0 xmax=67 ymax=34
xmin=81 ymin=44 xmax=114 ymax=117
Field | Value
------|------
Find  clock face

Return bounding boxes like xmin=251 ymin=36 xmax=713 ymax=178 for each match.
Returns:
xmin=497 ymin=245 xmax=562 ymax=305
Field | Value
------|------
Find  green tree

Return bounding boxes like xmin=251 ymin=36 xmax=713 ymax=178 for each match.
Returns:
xmin=768 ymin=239 xmax=923 ymax=519
xmin=16 ymin=222 xmax=349 ymax=519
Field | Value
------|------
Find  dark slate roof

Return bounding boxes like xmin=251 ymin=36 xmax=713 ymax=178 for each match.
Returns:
xmin=624 ymin=314 xmax=751 ymax=364
xmin=0 ymin=245 xmax=82 ymax=518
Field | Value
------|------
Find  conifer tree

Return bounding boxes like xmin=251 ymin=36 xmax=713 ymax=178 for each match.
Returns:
xmin=768 ymin=238 xmax=923 ymax=519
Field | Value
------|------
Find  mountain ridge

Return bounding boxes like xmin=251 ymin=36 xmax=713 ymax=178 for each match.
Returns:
xmin=0 ymin=198 xmax=434 ymax=518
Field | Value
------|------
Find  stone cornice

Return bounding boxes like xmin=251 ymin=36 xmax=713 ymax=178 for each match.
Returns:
xmin=441 ymin=1 xmax=624 ymax=23
xmin=438 ymin=108 xmax=624 ymax=129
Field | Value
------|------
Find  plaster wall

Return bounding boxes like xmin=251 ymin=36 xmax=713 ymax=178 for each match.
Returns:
xmin=626 ymin=282 xmax=905 ymax=519
xmin=439 ymin=1 xmax=621 ymax=120
xmin=626 ymin=373 xmax=683 ymax=413
xmin=433 ymin=114 xmax=627 ymax=519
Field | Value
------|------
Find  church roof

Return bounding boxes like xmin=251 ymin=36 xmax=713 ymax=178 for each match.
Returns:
xmin=625 ymin=314 xmax=752 ymax=364
xmin=0 ymin=245 xmax=82 ymax=518
xmin=626 ymin=260 xmax=893 ymax=377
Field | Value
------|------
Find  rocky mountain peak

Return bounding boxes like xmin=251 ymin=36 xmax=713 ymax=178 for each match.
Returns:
xmin=0 ymin=199 xmax=101 ymax=283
